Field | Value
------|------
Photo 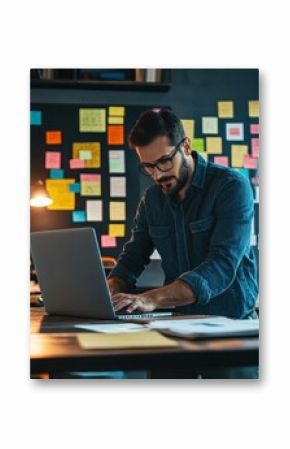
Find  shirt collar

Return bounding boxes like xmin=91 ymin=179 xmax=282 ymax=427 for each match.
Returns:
xmin=191 ymin=151 xmax=207 ymax=189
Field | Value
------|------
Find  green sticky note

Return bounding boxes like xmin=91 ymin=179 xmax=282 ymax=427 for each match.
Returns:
xmin=191 ymin=138 xmax=204 ymax=152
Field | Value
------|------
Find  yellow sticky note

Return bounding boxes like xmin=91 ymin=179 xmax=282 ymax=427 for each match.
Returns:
xmin=231 ymin=145 xmax=248 ymax=167
xmin=248 ymin=101 xmax=259 ymax=118
xmin=181 ymin=119 xmax=195 ymax=138
xmin=206 ymin=137 xmax=222 ymax=154
xmin=108 ymin=116 xmax=124 ymax=125
xmin=79 ymin=108 xmax=106 ymax=132
xmin=218 ymin=101 xmax=234 ymax=118
xmin=110 ymin=201 xmax=126 ymax=221
xmin=73 ymin=142 xmax=101 ymax=168
xmin=46 ymin=179 xmax=75 ymax=210
xmin=77 ymin=331 xmax=178 ymax=349
xmin=108 ymin=106 xmax=125 ymax=117
xmin=109 ymin=224 xmax=125 ymax=237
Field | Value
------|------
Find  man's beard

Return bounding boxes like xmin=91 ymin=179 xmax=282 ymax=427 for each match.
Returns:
xmin=156 ymin=155 xmax=190 ymax=203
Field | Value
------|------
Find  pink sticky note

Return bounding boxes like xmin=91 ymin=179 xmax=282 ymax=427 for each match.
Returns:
xmin=45 ymin=151 xmax=61 ymax=169
xmin=101 ymin=235 xmax=117 ymax=248
xmin=70 ymin=159 xmax=85 ymax=169
xmin=244 ymin=154 xmax=258 ymax=169
xmin=81 ymin=174 xmax=99 ymax=182
xmin=214 ymin=156 xmax=229 ymax=166
xmin=250 ymin=124 xmax=259 ymax=134
xmin=229 ymin=127 xmax=240 ymax=136
xmin=251 ymin=138 xmax=260 ymax=157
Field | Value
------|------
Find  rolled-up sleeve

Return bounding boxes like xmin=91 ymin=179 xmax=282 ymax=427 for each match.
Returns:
xmin=108 ymin=195 xmax=154 ymax=287
xmin=179 ymin=174 xmax=254 ymax=306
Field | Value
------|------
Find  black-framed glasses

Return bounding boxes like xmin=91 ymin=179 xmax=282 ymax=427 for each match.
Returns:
xmin=138 ymin=139 xmax=185 ymax=176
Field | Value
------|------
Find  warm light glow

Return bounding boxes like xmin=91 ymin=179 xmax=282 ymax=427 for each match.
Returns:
xmin=30 ymin=196 xmax=53 ymax=207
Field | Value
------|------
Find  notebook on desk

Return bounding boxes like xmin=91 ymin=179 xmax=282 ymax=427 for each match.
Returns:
xmin=30 ymin=227 xmax=172 ymax=321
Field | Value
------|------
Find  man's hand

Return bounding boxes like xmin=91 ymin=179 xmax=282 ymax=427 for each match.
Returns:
xmin=111 ymin=280 xmax=196 ymax=313
xmin=112 ymin=293 xmax=158 ymax=313
xmin=107 ymin=276 xmax=130 ymax=296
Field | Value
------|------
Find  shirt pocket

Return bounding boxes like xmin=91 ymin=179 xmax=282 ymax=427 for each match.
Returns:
xmin=189 ymin=215 xmax=215 ymax=263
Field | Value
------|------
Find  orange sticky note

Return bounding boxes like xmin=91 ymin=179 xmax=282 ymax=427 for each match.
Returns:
xmin=46 ymin=131 xmax=62 ymax=145
xmin=108 ymin=125 xmax=124 ymax=145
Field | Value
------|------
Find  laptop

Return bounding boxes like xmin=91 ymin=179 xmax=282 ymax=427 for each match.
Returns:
xmin=30 ymin=227 xmax=173 ymax=320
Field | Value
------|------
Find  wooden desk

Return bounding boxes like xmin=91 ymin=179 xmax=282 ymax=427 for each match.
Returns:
xmin=30 ymin=308 xmax=259 ymax=378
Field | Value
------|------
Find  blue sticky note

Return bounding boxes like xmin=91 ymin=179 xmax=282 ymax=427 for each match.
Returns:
xmin=30 ymin=111 xmax=42 ymax=125
xmin=50 ymin=169 xmax=64 ymax=179
xmin=69 ymin=182 xmax=80 ymax=193
xmin=72 ymin=211 xmax=86 ymax=223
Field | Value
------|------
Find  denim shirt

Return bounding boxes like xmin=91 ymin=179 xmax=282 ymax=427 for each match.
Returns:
xmin=109 ymin=151 xmax=258 ymax=319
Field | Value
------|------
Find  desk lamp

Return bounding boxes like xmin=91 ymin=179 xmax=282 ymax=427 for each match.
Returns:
xmin=30 ymin=180 xmax=53 ymax=207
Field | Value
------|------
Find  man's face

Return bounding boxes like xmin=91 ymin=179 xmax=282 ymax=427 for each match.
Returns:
xmin=136 ymin=136 xmax=191 ymax=200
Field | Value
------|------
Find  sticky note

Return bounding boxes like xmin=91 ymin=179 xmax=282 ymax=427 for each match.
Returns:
xmin=110 ymin=201 xmax=126 ymax=221
xmin=50 ymin=169 xmax=64 ymax=179
xmin=46 ymin=179 xmax=75 ymax=210
xmin=69 ymin=182 xmax=80 ymax=193
xmin=72 ymin=210 xmax=86 ymax=223
xmin=249 ymin=101 xmax=259 ymax=118
xmin=206 ymin=137 xmax=222 ymax=154
xmin=86 ymin=200 xmax=103 ymax=221
xmin=109 ymin=224 xmax=125 ymax=237
xmin=46 ymin=131 xmax=62 ymax=145
xmin=69 ymin=159 xmax=85 ymax=169
xmin=231 ymin=145 xmax=248 ymax=167
xmin=30 ymin=111 xmax=42 ymax=125
xmin=73 ymin=142 xmax=101 ymax=168
xmin=244 ymin=154 xmax=258 ymax=169
xmin=202 ymin=117 xmax=218 ymax=134
xmin=101 ymin=235 xmax=117 ymax=248
xmin=218 ymin=101 xmax=234 ymax=118
xmin=108 ymin=106 xmax=125 ymax=117
xmin=110 ymin=177 xmax=126 ymax=197
xmin=214 ymin=156 xmax=229 ymax=166
xmin=80 ymin=174 xmax=101 ymax=196
xmin=251 ymin=138 xmax=259 ymax=158
xmin=108 ymin=125 xmax=124 ymax=145
xmin=191 ymin=138 xmax=204 ymax=152
xmin=226 ymin=123 xmax=244 ymax=141
xmin=109 ymin=150 xmax=125 ymax=173
xmin=250 ymin=124 xmax=259 ymax=134
xmin=181 ymin=119 xmax=195 ymax=138
xmin=108 ymin=116 xmax=124 ymax=125
xmin=79 ymin=108 xmax=106 ymax=132
xmin=79 ymin=150 xmax=92 ymax=160
xmin=45 ymin=151 xmax=61 ymax=169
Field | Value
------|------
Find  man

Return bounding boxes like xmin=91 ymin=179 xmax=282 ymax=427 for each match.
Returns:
xmin=108 ymin=108 xmax=258 ymax=319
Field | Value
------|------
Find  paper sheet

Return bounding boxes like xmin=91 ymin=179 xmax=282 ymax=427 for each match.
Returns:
xmin=108 ymin=116 xmax=124 ymax=125
xmin=251 ymin=138 xmax=260 ymax=157
xmin=86 ymin=200 xmax=103 ymax=221
xmin=109 ymin=224 xmax=125 ymax=237
xmin=202 ymin=117 xmax=218 ymax=134
xmin=73 ymin=142 xmax=101 ymax=168
xmin=109 ymin=150 xmax=125 ymax=173
xmin=191 ymin=138 xmax=204 ymax=152
xmin=108 ymin=125 xmax=124 ymax=145
xmin=80 ymin=174 xmax=101 ymax=196
xmin=110 ymin=201 xmax=126 ymax=221
xmin=217 ymin=101 xmax=234 ymax=118
xmin=248 ymin=101 xmax=259 ymax=118
xmin=69 ymin=182 xmax=80 ymax=193
xmin=206 ymin=137 xmax=222 ymax=154
xmin=77 ymin=331 xmax=178 ymax=349
xmin=46 ymin=178 xmax=75 ymax=210
xmin=70 ymin=159 xmax=85 ymax=169
xmin=250 ymin=124 xmax=259 ymax=134
xmin=72 ymin=210 xmax=86 ymax=223
xmin=110 ymin=176 xmax=126 ymax=197
xmin=75 ymin=323 xmax=146 ymax=333
xmin=46 ymin=131 xmax=62 ymax=145
xmin=231 ymin=145 xmax=248 ymax=167
xmin=101 ymin=235 xmax=117 ymax=248
xmin=30 ymin=111 xmax=42 ymax=125
xmin=79 ymin=108 xmax=106 ymax=132
xmin=108 ymin=106 xmax=125 ymax=117
xmin=214 ymin=156 xmax=229 ymax=166
xmin=45 ymin=151 xmax=61 ymax=169
xmin=50 ymin=169 xmax=64 ymax=179
xmin=226 ymin=123 xmax=244 ymax=141
xmin=181 ymin=119 xmax=195 ymax=138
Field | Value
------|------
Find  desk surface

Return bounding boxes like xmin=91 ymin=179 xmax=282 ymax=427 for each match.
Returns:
xmin=30 ymin=308 xmax=259 ymax=376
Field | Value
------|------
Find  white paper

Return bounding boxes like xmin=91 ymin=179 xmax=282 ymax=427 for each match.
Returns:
xmin=75 ymin=323 xmax=147 ymax=333
xmin=148 ymin=317 xmax=259 ymax=338
xmin=86 ymin=200 xmax=102 ymax=221
xmin=226 ymin=123 xmax=244 ymax=141
xmin=109 ymin=150 xmax=125 ymax=173
xmin=110 ymin=176 xmax=126 ymax=197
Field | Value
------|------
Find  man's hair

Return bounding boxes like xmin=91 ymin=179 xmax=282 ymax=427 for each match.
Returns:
xmin=128 ymin=108 xmax=185 ymax=149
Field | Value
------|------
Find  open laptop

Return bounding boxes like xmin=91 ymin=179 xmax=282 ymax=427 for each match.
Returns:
xmin=30 ymin=227 xmax=173 ymax=320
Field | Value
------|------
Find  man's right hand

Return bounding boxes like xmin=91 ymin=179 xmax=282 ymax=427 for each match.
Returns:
xmin=107 ymin=276 xmax=130 ymax=296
